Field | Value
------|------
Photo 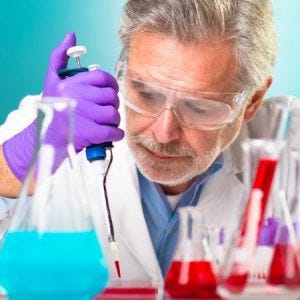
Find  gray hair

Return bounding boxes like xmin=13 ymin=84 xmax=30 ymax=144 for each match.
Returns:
xmin=119 ymin=0 xmax=277 ymax=90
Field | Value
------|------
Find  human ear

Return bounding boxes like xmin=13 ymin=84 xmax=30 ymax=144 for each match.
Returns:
xmin=243 ymin=76 xmax=273 ymax=123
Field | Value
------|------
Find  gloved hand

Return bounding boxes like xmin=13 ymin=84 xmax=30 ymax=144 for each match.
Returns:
xmin=3 ymin=32 xmax=124 ymax=181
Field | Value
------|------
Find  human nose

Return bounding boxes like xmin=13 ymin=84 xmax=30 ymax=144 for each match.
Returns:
xmin=151 ymin=106 xmax=182 ymax=144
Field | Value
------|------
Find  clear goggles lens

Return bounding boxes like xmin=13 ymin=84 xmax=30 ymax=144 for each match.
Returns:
xmin=117 ymin=64 xmax=246 ymax=130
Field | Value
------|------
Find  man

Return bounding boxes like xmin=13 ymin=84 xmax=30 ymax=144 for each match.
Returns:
xmin=0 ymin=0 xmax=278 ymax=281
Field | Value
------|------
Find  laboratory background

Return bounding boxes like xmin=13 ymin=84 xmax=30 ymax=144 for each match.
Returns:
xmin=0 ymin=0 xmax=299 ymax=124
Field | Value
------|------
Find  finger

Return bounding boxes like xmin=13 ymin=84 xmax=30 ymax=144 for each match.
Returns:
xmin=65 ymin=85 xmax=119 ymax=107
xmin=75 ymin=118 xmax=125 ymax=145
xmin=77 ymin=103 xmax=121 ymax=126
xmin=86 ymin=124 xmax=125 ymax=144
xmin=48 ymin=32 xmax=76 ymax=73
xmin=65 ymin=69 xmax=119 ymax=91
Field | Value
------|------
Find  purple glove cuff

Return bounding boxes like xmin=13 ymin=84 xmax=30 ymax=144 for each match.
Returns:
xmin=3 ymin=111 xmax=70 ymax=182
xmin=257 ymin=217 xmax=279 ymax=246
xmin=3 ymin=121 xmax=37 ymax=181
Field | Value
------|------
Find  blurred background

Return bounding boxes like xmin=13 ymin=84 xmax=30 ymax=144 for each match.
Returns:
xmin=0 ymin=0 xmax=299 ymax=124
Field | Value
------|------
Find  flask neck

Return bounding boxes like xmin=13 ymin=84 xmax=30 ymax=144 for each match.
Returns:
xmin=174 ymin=207 xmax=210 ymax=261
xmin=35 ymin=98 xmax=76 ymax=176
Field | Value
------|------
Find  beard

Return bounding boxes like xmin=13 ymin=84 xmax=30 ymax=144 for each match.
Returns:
xmin=126 ymin=131 xmax=221 ymax=187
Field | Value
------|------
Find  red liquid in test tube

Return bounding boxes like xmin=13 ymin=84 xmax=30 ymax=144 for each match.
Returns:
xmin=165 ymin=260 xmax=220 ymax=299
xmin=223 ymin=157 xmax=278 ymax=293
xmin=242 ymin=158 xmax=278 ymax=234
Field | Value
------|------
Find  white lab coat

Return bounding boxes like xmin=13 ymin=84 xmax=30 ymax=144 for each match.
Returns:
xmin=0 ymin=94 xmax=299 ymax=285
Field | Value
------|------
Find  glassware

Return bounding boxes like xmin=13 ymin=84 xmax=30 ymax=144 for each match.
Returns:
xmin=245 ymin=139 xmax=281 ymax=281
xmin=219 ymin=139 xmax=284 ymax=296
xmin=202 ymin=226 xmax=232 ymax=272
xmin=164 ymin=207 xmax=219 ymax=299
xmin=267 ymin=151 xmax=300 ymax=288
xmin=0 ymin=98 xmax=108 ymax=300
xmin=96 ymin=279 xmax=161 ymax=300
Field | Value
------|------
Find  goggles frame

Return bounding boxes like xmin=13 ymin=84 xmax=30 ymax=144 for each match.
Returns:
xmin=116 ymin=61 xmax=248 ymax=130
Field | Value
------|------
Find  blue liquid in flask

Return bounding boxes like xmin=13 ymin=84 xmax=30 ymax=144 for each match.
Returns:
xmin=0 ymin=230 xmax=108 ymax=300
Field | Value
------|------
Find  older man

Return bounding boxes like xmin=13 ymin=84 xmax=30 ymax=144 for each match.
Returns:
xmin=0 ymin=0 xmax=278 ymax=280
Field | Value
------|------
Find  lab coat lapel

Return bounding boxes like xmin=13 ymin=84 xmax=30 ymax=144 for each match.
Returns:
xmin=196 ymin=124 xmax=249 ymax=227
xmin=197 ymin=168 xmax=245 ymax=228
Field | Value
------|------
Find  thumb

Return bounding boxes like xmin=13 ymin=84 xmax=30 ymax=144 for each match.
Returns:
xmin=48 ymin=32 xmax=76 ymax=74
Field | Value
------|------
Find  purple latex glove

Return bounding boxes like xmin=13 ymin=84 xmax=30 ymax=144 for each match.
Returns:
xmin=257 ymin=217 xmax=279 ymax=246
xmin=3 ymin=32 xmax=124 ymax=181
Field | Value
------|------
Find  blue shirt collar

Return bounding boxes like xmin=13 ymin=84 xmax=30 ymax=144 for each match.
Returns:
xmin=138 ymin=159 xmax=223 ymax=276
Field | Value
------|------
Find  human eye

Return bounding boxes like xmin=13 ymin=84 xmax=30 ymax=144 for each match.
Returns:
xmin=139 ymin=91 xmax=161 ymax=101
xmin=183 ymin=100 xmax=211 ymax=115
xmin=130 ymin=80 xmax=163 ymax=102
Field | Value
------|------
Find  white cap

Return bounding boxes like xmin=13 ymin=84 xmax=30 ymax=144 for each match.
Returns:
xmin=66 ymin=46 xmax=87 ymax=58
xmin=88 ymin=64 xmax=100 ymax=71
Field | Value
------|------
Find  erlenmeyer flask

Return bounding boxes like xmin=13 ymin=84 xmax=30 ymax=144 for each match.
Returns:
xmin=267 ymin=150 xmax=300 ymax=287
xmin=0 ymin=98 xmax=108 ymax=300
xmin=164 ymin=207 xmax=219 ymax=299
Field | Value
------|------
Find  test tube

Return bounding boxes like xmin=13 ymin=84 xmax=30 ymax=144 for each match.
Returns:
xmin=267 ymin=151 xmax=300 ymax=287
xmin=219 ymin=139 xmax=284 ymax=296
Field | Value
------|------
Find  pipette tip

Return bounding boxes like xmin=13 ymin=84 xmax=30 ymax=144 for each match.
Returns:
xmin=114 ymin=260 xmax=121 ymax=278
xmin=110 ymin=240 xmax=121 ymax=278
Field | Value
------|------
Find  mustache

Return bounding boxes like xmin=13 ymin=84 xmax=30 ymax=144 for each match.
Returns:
xmin=129 ymin=134 xmax=196 ymax=157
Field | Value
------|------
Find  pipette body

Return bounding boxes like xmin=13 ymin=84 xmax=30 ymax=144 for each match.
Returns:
xmin=58 ymin=46 xmax=121 ymax=278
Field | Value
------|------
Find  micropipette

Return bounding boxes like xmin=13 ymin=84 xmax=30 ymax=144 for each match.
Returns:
xmin=58 ymin=46 xmax=121 ymax=278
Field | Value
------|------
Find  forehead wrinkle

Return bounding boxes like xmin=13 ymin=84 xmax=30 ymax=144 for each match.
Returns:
xmin=128 ymin=32 xmax=239 ymax=94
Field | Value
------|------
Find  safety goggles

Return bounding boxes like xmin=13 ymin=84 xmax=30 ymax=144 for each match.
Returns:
xmin=116 ymin=62 xmax=248 ymax=130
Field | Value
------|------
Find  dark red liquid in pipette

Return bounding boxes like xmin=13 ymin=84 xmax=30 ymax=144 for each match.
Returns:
xmin=223 ymin=158 xmax=278 ymax=293
xmin=114 ymin=260 xmax=121 ymax=278
xmin=267 ymin=243 xmax=300 ymax=286
xmin=165 ymin=260 xmax=220 ymax=299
